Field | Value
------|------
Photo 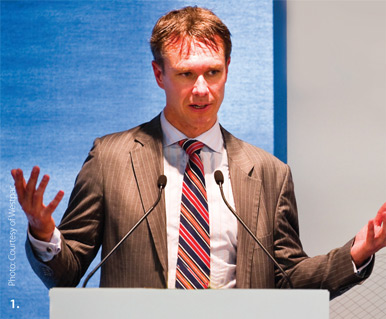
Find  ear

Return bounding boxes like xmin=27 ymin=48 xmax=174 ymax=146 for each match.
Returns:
xmin=223 ymin=57 xmax=231 ymax=82
xmin=226 ymin=57 xmax=231 ymax=74
xmin=152 ymin=61 xmax=165 ymax=89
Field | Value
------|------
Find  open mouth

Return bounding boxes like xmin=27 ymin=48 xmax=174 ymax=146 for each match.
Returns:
xmin=190 ymin=104 xmax=209 ymax=109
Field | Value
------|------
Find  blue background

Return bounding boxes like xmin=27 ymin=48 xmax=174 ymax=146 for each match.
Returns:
xmin=1 ymin=1 xmax=281 ymax=318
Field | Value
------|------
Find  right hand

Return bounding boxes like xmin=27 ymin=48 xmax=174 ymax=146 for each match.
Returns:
xmin=11 ymin=166 xmax=64 ymax=242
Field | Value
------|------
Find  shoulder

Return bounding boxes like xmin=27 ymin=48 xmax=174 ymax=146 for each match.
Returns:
xmin=93 ymin=114 xmax=162 ymax=153
xmin=221 ymin=126 xmax=288 ymax=171
xmin=221 ymin=127 xmax=292 ymax=195
xmin=95 ymin=125 xmax=141 ymax=149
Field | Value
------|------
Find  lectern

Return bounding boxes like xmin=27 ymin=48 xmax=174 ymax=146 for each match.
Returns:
xmin=50 ymin=288 xmax=328 ymax=318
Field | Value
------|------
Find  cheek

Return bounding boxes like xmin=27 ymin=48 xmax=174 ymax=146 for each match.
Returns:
xmin=178 ymin=86 xmax=194 ymax=101
xmin=211 ymin=83 xmax=226 ymax=98
xmin=167 ymin=81 xmax=191 ymax=98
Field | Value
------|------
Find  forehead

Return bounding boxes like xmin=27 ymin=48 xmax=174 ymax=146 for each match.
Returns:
xmin=163 ymin=37 xmax=225 ymax=67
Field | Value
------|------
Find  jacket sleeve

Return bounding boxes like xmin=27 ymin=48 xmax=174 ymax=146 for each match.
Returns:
xmin=274 ymin=165 xmax=374 ymax=299
xmin=25 ymin=138 xmax=105 ymax=288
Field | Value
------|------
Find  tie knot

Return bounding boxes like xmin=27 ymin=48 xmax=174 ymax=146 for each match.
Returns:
xmin=179 ymin=139 xmax=204 ymax=157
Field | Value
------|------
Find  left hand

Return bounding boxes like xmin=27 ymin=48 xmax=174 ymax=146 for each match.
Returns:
xmin=351 ymin=202 xmax=386 ymax=267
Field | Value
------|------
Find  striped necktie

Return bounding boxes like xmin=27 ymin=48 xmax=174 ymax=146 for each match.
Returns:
xmin=175 ymin=139 xmax=210 ymax=289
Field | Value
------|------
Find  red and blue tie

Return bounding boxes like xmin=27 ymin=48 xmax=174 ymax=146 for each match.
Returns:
xmin=175 ymin=139 xmax=210 ymax=289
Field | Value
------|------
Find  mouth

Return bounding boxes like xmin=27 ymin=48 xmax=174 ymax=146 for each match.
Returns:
xmin=189 ymin=104 xmax=210 ymax=109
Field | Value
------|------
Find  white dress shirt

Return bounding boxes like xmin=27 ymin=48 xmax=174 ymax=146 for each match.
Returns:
xmin=160 ymin=112 xmax=237 ymax=289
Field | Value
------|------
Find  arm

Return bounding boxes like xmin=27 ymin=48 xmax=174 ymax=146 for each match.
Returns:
xmin=37 ymin=139 xmax=105 ymax=287
xmin=274 ymin=166 xmax=375 ymax=298
xmin=12 ymin=139 xmax=105 ymax=288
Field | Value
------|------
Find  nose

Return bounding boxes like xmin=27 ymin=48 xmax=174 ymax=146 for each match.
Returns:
xmin=192 ymin=75 xmax=209 ymax=96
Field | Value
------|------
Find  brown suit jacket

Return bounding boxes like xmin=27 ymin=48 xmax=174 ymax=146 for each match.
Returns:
xmin=26 ymin=115 xmax=372 ymax=297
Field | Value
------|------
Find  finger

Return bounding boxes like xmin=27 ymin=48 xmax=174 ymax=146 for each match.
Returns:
xmin=380 ymin=212 xmax=386 ymax=228
xmin=32 ymin=174 xmax=50 ymax=212
xmin=375 ymin=202 xmax=386 ymax=225
xmin=379 ymin=214 xmax=386 ymax=239
xmin=11 ymin=169 xmax=27 ymax=204
xmin=366 ymin=220 xmax=375 ymax=244
xmin=11 ymin=169 xmax=17 ymax=180
xmin=44 ymin=190 xmax=65 ymax=216
xmin=25 ymin=166 xmax=40 ymax=206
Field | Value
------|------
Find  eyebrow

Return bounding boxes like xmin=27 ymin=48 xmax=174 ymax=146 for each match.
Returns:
xmin=171 ymin=64 xmax=225 ymax=72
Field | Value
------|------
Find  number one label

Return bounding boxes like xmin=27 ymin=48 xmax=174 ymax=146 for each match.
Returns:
xmin=10 ymin=299 xmax=19 ymax=309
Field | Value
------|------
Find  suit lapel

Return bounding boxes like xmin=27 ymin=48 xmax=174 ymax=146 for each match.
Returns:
xmin=128 ymin=121 xmax=262 ymax=287
xmin=130 ymin=115 xmax=168 ymax=282
xmin=222 ymin=128 xmax=262 ymax=287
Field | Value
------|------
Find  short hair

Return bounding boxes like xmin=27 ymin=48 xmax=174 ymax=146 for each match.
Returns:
xmin=150 ymin=6 xmax=232 ymax=70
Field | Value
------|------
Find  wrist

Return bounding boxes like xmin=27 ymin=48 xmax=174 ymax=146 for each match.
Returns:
xmin=28 ymin=224 xmax=54 ymax=242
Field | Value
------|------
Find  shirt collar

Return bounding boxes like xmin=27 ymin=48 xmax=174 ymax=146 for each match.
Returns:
xmin=160 ymin=111 xmax=223 ymax=153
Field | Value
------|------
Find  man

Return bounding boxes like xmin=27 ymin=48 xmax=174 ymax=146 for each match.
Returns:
xmin=11 ymin=6 xmax=386 ymax=296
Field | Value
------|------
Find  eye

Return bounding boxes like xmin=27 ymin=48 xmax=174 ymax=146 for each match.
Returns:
xmin=208 ymin=70 xmax=220 ymax=76
xmin=179 ymin=72 xmax=192 ymax=77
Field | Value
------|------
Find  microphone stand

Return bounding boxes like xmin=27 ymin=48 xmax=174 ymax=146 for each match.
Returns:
xmin=82 ymin=175 xmax=167 ymax=288
xmin=214 ymin=170 xmax=293 ymax=288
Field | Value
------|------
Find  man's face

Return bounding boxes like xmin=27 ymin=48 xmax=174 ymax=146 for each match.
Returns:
xmin=152 ymin=38 xmax=230 ymax=137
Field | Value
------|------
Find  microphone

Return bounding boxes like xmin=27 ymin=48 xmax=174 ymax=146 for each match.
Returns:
xmin=82 ymin=175 xmax=167 ymax=288
xmin=214 ymin=170 xmax=293 ymax=288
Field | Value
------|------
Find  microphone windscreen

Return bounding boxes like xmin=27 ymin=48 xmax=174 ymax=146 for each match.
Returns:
xmin=214 ymin=170 xmax=224 ymax=185
xmin=157 ymin=175 xmax=167 ymax=188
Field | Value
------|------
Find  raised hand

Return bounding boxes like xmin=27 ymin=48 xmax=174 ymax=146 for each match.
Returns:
xmin=11 ymin=166 xmax=64 ymax=242
xmin=351 ymin=202 xmax=386 ymax=267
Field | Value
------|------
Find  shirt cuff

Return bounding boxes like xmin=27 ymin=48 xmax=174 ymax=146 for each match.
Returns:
xmin=352 ymin=255 xmax=373 ymax=277
xmin=27 ymin=227 xmax=62 ymax=262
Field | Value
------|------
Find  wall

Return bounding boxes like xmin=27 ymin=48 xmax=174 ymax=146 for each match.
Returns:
xmin=287 ymin=1 xmax=386 ymax=318
xmin=0 ymin=1 xmax=274 ymax=318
